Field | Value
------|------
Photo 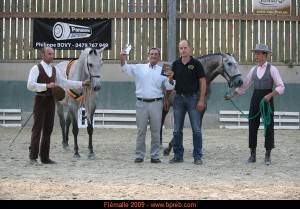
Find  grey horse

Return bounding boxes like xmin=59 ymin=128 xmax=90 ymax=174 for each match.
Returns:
xmin=55 ymin=47 xmax=105 ymax=159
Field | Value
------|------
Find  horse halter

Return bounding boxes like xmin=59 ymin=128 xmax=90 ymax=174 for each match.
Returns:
xmin=220 ymin=58 xmax=241 ymax=88
xmin=86 ymin=49 xmax=101 ymax=81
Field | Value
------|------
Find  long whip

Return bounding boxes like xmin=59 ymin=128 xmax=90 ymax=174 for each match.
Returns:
xmin=9 ymin=96 xmax=46 ymax=148
xmin=9 ymin=111 xmax=34 ymax=148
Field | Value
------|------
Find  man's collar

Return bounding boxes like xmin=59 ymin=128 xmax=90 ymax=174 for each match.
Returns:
xmin=148 ymin=62 xmax=158 ymax=68
xmin=41 ymin=60 xmax=51 ymax=67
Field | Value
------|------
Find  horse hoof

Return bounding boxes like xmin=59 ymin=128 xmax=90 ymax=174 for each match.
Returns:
xmin=88 ymin=154 xmax=95 ymax=160
xmin=163 ymin=148 xmax=171 ymax=156
xmin=63 ymin=145 xmax=70 ymax=152
xmin=73 ymin=153 xmax=80 ymax=158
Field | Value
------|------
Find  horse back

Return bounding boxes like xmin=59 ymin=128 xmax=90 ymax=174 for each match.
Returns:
xmin=55 ymin=61 xmax=70 ymax=77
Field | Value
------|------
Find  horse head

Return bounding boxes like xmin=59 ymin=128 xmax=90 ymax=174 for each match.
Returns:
xmin=82 ymin=47 xmax=105 ymax=92
xmin=218 ymin=51 xmax=243 ymax=88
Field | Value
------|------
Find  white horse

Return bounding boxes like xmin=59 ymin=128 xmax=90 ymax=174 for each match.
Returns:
xmin=55 ymin=47 xmax=105 ymax=159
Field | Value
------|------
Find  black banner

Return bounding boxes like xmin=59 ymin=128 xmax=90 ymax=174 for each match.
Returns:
xmin=33 ymin=19 xmax=111 ymax=50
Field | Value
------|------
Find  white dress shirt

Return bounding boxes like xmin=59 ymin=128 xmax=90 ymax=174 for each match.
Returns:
xmin=27 ymin=60 xmax=83 ymax=92
xmin=121 ymin=62 xmax=175 ymax=99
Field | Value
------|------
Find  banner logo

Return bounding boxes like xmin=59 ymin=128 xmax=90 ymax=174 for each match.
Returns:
xmin=53 ymin=22 xmax=92 ymax=40
xmin=34 ymin=19 xmax=111 ymax=49
xmin=253 ymin=0 xmax=291 ymax=15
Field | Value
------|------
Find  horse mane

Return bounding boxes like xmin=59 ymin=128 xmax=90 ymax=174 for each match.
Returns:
xmin=75 ymin=48 xmax=89 ymax=68
xmin=197 ymin=52 xmax=230 ymax=60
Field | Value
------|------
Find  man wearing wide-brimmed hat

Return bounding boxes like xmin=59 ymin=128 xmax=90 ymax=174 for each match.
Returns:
xmin=225 ymin=43 xmax=285 ymax=165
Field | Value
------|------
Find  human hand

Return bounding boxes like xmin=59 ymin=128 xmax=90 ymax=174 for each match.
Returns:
xmin=165 ymin=70 xmax=174 ymax=78
xmin=264 ymin=95 xmax=271 ymax=103
xmin=120 ymin=49 xmax=127 ymax=56
xmin=224 ymin=93 xmax=234 ymax=101
xmin=224 ymin=94 xmax=232 ymax=100
xmin=163 ymin=99 xmax=170 ymax=111
xmin=197 ymin=100 xmax=206 ymax=112
xmin=47 ymin=82 xmax=56 ymax=89
xmin=82 ymin=80 xmax=90 ymax=87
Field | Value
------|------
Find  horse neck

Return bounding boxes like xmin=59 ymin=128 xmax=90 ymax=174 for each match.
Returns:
xmin=72 ymin=59 xmax=88 ymax=81
xmin=202 ymin=55 xmax=222 ymax=84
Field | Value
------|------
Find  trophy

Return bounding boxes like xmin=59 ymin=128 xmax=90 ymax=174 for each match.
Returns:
xmin=124 ymin=44 xmax=132 ymax=55
xmin=161 ymin=63 xmax=171 ymax=76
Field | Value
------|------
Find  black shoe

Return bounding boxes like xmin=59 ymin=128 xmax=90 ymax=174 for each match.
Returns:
xmin=41 ymin=158 xmax=57 ymax=164
xmin=246 ymin=156 xmax=256 ymax=164
xmin=151 ymin=159 xmax=161 ymax=163
xmin=169 ymin=157 xmax=183 ymax=164
xmin=264 ymin=150 xmax=272 ymax=165
xmin=245 ymin=149 xmax=256 ymax=164
xmin=29 ymin=159 xmax=38 ymax=166
xmin=134 ymin=158 xmax=144 ymax=163
xmin=194 ymin=157 xmax=203 ymax=165
xmin=264 ymin=158 xmax=271 ymax=165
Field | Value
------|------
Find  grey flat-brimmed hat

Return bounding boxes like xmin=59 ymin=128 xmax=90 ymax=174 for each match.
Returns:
xmin=250 ymin=44 xmax=272 ymax=53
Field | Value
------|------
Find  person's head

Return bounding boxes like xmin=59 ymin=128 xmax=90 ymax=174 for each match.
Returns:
xmin=147 ymin=47 xmax=161 ymax=66
xmin=41 ymin=46 xmax=55 ymax=64
xmin=178 ymin=39 xmax=191 ymax=58
xmin=250 ymin=44 xmax=272 ymax=64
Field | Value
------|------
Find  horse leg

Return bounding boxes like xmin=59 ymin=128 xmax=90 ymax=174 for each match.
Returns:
xmin=56 ymin=103 xmax=69 ymax=151
xmin=86 ymin=99 xmax=96 ymax=160
xmin=65 ymin=111 xmax=71 ymax=149
xmin=160 ymin=108 xmax=169 ymax=148
xmin=87 ymin=122 xmax=95 ymax=160
xmin=163 ymin=137 xmax=174 ymax=156
xmin=69 ymin=109 xmax=80 ymax=158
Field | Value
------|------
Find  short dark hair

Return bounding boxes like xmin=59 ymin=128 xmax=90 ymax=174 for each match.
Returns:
xmin=148 ymin=47 xmax=161 ymax=55
xmin=40 ymin=46 xmax=52 ymax=53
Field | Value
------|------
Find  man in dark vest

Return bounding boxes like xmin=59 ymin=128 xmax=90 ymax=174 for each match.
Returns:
xmin=224 ymin=44 xmax=285 ymax=165
xmin=27 ymin=46 xmax=90 ymax=165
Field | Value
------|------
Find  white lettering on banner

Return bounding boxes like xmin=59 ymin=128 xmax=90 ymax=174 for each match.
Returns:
xmin=35 ymin=42 xmax=57 ymax=48
xmin=57 ymin=43 xmax=72 ymax=48
xmin=35 ymin=42 xmax=109 ymax=49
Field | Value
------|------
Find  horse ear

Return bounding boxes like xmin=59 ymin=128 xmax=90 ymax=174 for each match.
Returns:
xmin=231 ymin=51 xmax=236 ymax=57
xmin=219 ymin=51 xmax=227 ymax=58
xmin=97 ymin=46 xmax=106 ymax=54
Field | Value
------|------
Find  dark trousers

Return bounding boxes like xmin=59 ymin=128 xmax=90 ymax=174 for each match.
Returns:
xmin=248 ymin=89 xmax=274 ymax=150
xmin=29 ymin=95 xmax=55 ymax=160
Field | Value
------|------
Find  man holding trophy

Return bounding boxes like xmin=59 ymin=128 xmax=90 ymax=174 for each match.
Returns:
xmin=120 ymin=46 xmax=175 ymax=164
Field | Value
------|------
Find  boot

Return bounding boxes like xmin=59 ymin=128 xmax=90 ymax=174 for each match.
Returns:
xmin=28 ymin=147 xmax=38 ymax=165
xmin=246 ymin=148 xmax=256 ymax=164
xmin=265 ymin=149 xmax=271 ymax=165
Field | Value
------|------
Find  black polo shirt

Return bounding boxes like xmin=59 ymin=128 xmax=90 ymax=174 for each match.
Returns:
xmin=172 ymin=56 xmax=205 ymax=94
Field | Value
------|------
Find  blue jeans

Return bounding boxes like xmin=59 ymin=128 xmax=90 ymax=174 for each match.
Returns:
xmin=172 ymin=93 xmax=203 ymax=159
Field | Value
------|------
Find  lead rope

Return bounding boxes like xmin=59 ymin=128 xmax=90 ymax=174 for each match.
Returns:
xmin=83 ymin=86 xmax=93 ymax=124
xmin=225 ymin=92 xmax=273 ymax=137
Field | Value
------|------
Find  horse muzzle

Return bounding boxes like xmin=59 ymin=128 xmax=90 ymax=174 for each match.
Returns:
xmin=93 ymin=85 xmax=101 ymax=91
xmin=232 ymin=76 xmax=243 ymax=88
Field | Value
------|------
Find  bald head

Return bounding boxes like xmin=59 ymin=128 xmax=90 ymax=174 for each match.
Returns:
xmin=41 ymin=47 xmax=55 ymax=64
xmin=178 ymin=39 xmax=191 ymax=58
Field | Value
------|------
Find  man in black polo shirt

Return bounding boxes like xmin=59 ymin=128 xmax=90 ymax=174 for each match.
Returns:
xmin=169 ymin=39 xmax=207 ymax=165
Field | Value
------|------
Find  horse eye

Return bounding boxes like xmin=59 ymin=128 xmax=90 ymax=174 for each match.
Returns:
xmin=89 ymin=63 xmax=93 ymax=67
xmin=227 ymin=62 xmax=232 ymax=66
